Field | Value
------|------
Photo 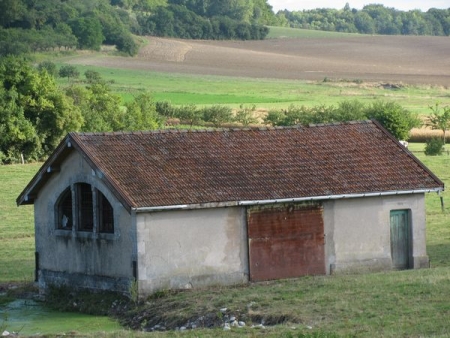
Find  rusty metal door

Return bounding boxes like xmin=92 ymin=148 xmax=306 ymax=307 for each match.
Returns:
xmin=247 ymin=204 xmax=325 ymax=282
xmin=390 ymin=210 xmax=411 ymax=269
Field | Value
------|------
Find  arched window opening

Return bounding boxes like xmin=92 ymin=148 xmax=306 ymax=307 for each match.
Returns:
xmin=57 ymin=187 xmax=72 ymax=230
xmin=98 ymin=192 xmax=114 ymax=233
xmin=55 ymin=183 xmax=114 ymax=235
xmin=78 ymin=183 xmax=94 ymax=232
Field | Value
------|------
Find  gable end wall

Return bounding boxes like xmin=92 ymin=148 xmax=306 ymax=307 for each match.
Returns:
xmin=34 ymin=151 xmax=136 ymax=294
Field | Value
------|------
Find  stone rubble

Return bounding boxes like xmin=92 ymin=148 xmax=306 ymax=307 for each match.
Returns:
xmin=143 ymin=307 xmax=274 ymax=332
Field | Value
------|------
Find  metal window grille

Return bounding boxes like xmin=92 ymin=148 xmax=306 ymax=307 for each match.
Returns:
xmin=78 ymin=183 xmax=94 ymax=231
xmin=98 ymin=193 xmax=114 ymax=233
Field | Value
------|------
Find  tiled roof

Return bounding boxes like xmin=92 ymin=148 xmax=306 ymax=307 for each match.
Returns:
xmin=60 ymin=120 xmax=442 ymax=210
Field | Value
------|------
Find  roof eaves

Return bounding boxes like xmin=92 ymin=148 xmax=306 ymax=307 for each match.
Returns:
xmin=16 ymin=135 xmax=72 ymax=206
xmin=133 ymin=188 xmax=443 ymax=213
xmin=370 ymin=119 xmax=445 ymax=189
xmin=68 ymin=133 xmax=136 ymax=213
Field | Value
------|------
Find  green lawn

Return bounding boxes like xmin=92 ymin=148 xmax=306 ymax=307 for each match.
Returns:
xmin=409 ymin=143 xmax=450 ymax=268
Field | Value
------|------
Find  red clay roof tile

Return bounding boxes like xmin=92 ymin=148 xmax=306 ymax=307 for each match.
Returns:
xmin=64 ymin=121 xmax=443 ymax=209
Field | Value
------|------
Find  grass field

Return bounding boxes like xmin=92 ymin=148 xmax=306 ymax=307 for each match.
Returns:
xmin=266 ymin=25 xmax=363 ymax=39
xmin=52 ymin=61 xmax=450 ymax=116
xmin=0 ymin=163 xmax=40 ymax=282
xmin=43 ymin=28 xmax=450 ymax=113
xmin=6 ymin=30 xmax=450 ymax=335
xmin=1 ymin=145 xmax=450 ymax=336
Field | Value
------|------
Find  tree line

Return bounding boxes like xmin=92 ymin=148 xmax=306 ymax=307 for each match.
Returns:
xmin=0 ymin=0 xmax=276 ymax=57
xmin=1 ymin=1 xmax=449 ymax=58
xmin=0 ymin=0 xmax=139 ymax=56
xmin=276 ymin=4 xmax=450 ymax=36
xmin=0 ymin=56 xmax=162 ymax=163
xmin=5 ymin=55 xmax=450 ymax=164
xmin=0 ymin=57 xmax=259 ymax=163
xmin=137 ymin=3 xmax=270 ymax=39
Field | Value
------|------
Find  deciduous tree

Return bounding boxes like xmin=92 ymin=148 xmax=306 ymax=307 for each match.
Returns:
xmin=365 ymin=100 xmax=420 ymax=140
xmin=427 ymin=102 xmax=450 ymax=144
xmin=122 ymin=92 xmax=163 ymax=130
xmin=0 ymin=56 xmax=83 ymax=161
xmin=59 ymin=65 xmax=80 ymax=82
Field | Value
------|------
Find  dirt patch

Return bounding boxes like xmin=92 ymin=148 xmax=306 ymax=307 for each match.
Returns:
xmin=138 ymin=38 xmax=192 ymax=62
xmin=70 ymin=35 xmax=450 ymax=86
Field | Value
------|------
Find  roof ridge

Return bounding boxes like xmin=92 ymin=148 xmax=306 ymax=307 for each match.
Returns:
xmin=19 ymin=120 xmax=443 ymax=211
xmin=71 ymin=120 xmax=374 ymax=137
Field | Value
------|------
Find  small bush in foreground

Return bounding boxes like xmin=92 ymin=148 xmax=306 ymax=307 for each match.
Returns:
xmin=425 ymin=138 xmax=444 ymax=156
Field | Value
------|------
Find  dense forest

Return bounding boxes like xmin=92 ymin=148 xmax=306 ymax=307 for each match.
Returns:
xmin=1 ymin=1 xmax=449 ymax=59
xmin=0 ymin=0 xmax=275 ymax=57
xmin=277 ymin=4 xmax=450 ymax=36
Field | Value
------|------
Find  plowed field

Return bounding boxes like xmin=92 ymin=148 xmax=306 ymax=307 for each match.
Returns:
xmin=71 ymin=35 xmax=450 ymax=86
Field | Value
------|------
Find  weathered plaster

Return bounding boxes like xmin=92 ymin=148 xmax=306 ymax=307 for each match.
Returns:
xmin=34 ymin=151 xmax=135 ymax=294
xmin=32 ymin=150 xmax=430 ymax=295
xmin=136 ymin=207 xmax=248 ymax=295
xmin=323 ymin=194 xmax=428 ymax=274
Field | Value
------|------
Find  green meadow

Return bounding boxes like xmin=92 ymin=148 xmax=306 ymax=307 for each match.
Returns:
xmin=45 ymin=28 xmax=450 ymax=115
xmin=34 ymin=27 xmax=449 ymax=114
xmin=266 ymin=25 xmax=363 ymax=39
xmin=1 ymin=145 xmax=450 ymax=336
xmin=2 ymin=28 xmax=450 ymax=335
xmin=52 ymin=62 xmax=450 ymax=114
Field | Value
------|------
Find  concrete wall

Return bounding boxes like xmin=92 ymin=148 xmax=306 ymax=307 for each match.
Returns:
xmin=33 ymin=148 xmax=429 ymax=296
xmin=323 ymin=194 xmax=428 ymax=274
xmin=136 ymin=207 xmax=248 ymax=295
xmin=34 ymin=151 xmax=136 ymax=294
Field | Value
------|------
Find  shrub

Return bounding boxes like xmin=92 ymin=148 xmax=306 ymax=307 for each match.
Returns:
xmin=37 ymin=61 xmax=58 ymax=77
xmin=155 ymin=101 xmax=176 ymax=118
xmin=364 ymin=100 xmax=421 ymax=140
xmin=424 ymin=138 xmax=444 ymax=156
xmin=234 ymin=104 xmax=258 ymax=126
xmin=177 ymin=104 xmax=203 ymax=126
xmin=202 ymin=105 xmax=233 ymax=128
xmin=264 ymin=109 xmax=288 ymax=126
xmin=84 ymin=70 xmax=102 ymax=84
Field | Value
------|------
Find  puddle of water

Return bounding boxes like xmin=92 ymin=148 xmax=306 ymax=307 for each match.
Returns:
xmin=0 ymin=299 xmax=123 ymax=336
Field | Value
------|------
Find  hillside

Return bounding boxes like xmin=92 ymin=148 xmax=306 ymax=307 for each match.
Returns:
xmin=68 ymin=35 xmax=450 ymax=86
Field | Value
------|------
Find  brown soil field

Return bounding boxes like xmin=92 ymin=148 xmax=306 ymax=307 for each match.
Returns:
xmin=71 ymin=35 xmax=450 ymax=86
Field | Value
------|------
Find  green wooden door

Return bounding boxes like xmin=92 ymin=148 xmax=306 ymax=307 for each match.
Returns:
xmin=390 ymin=210 xmax=410 ymax=270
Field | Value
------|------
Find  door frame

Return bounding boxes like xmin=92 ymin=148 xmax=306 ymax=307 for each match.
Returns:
xmin=390 ymin=209 xmax=412 ymax=270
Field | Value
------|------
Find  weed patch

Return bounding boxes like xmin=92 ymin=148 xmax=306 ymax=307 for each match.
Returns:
xmin=45 ymin=285 xmax=129 ymax=316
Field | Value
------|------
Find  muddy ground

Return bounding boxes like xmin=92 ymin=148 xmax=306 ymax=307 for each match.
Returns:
xmin=70 ymin=35 xmax=450 ymax=86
